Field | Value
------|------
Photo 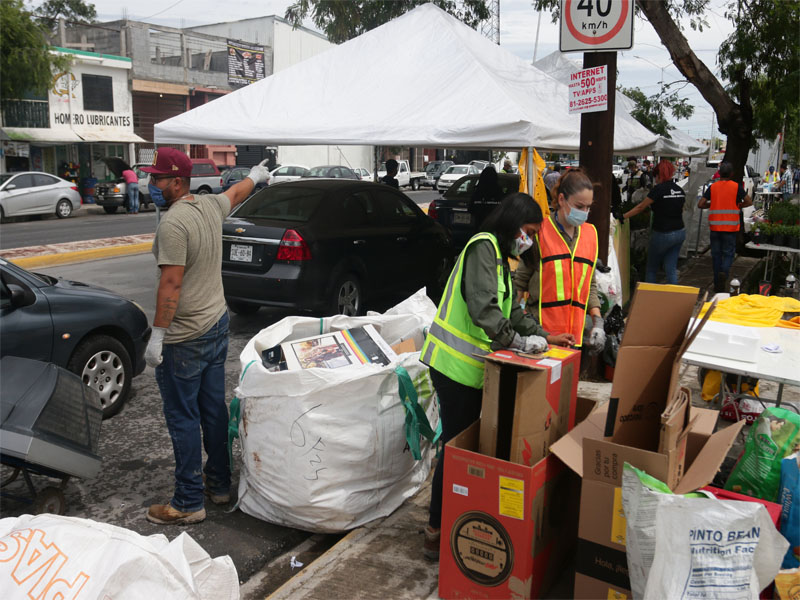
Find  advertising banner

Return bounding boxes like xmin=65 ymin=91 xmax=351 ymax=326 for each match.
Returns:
xmin=227 ymin=39 xmax=266 ymax=86
xmin=568 ymin=65 xmax=608 ymax=114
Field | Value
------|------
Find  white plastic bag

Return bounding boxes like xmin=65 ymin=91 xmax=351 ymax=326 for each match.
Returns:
xmin=622 ymin=464 xmax=788 ymax=600
xmin=234 ymin=289 xmax=439 ymax=532
xmin=0 ymin=514 xmax=239 ymax=600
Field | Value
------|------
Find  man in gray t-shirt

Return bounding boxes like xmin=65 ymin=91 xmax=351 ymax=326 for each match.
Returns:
xmin=142 ymin=148 xmax=269 ymax=525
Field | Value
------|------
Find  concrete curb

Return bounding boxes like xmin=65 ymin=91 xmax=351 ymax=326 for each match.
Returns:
xmin=9 ymin=242 xmax=153 ymax=269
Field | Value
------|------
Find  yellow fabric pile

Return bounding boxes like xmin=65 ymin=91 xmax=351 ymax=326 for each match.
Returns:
xmin=698 ymin=294 xmax=800 ymax=329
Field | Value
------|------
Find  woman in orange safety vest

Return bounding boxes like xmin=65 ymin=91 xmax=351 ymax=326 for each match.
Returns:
xmin=514 ymin=168 xmax=605 ymax=353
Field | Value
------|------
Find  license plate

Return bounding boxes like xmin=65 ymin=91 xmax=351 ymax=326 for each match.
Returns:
xmin=230 ymin=244 xmax=253 ymax=262
xmin=453 ymin=212 xmax=471 ymax=225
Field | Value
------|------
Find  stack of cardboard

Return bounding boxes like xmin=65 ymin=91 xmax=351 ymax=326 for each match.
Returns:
xmin=550 ymin=283 xmax=747 ymax=599
xmin=438 ymin=347 xmax=582 ymax=599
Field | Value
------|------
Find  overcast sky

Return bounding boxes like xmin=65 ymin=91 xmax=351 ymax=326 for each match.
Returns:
xmin=84 ymin=0 xmax=734 ymax=141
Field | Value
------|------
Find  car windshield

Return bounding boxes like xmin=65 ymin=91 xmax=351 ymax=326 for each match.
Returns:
xmin=233 ymin=185 xmax=324 ymax=221
xmin=425 ymin=163 xmax=439 ymax=174
xmin=0 ymin=173 xmax=14 ymax=186
xmin=446 ymin=166 xmax=470 ymax=175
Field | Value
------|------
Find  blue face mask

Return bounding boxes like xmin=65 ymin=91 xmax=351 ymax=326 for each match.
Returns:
xmin=148 ymin=182 xmax=167 ymax=207
xmin=566 ymin=205 xmax=589 ymax=227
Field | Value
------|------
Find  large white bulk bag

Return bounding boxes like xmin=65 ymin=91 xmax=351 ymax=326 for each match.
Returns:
xmin=234 ymin=289 xmax=439 ymax=532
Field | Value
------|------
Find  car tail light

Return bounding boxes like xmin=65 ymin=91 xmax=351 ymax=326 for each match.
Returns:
xmin=70 ymin=186 xmax=78 ymax=192
xmin=427 ymin=200 xmax=438 ymax=220
xmin=112 ymin=186 xmax=120 ymax=193
xmin=277 ymin=229 xmax=312 ymax=261
xmin=220 ymin=177 xmax=223 ymax=186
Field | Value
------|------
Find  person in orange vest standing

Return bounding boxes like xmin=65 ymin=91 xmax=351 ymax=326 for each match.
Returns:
xmin=515 ymin=168 xmax=605 ymax=353
xmin=697 ymin=160 xmax=752 ymax=293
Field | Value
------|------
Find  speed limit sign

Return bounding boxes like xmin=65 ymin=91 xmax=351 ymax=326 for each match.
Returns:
xmin=559 ymin=0 xmax=634 ymax=53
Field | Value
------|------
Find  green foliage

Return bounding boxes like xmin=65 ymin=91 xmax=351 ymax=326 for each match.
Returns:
xmin=767 ymin=200 xmax=800 ymax=226
xmin=618 ymin=85 xmax=694 ymax=136
xmin=34 ymin=0 xmax=96 ymax=24
xmin=285 ymin=0 xmax=489 ymax=44
xmin=1 ymin=0 xmax=71 ymax=100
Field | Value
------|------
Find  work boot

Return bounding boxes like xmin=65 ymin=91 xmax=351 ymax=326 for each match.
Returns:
xmin=423 ymin=525 xmax=441 ymax=561
xmin=146 ymin=503 xmax=206 ymax=525
xmin=204 ymin=488 xmax=231 ymax=505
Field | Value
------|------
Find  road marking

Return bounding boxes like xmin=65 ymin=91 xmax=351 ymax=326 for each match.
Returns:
xmin=10 ymin=243 xmax=153 ymax=269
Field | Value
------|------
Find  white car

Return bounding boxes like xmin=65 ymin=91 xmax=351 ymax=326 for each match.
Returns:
xmin=612 ymin=164 xmax=624 ymax=180
xmin=353 ymin=168 xmax=373 ymax=181
xmin=0 ymin=172 xmax=81 ymax=220
xmin=436 ymin=164 xmax=479 ymax=193
xmin=269 ymin=164 xmax=310 ymax=184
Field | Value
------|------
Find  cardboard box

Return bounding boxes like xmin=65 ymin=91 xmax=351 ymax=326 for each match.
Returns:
xmin=603 ymin=283 xmax=716 ymax=453
xmin=551 ymin=403 xmax=745 ymax=598
xmin=439 ymin=421 xmax=580 ymax=599
xmin=479 ymin=347 xmax=581 ymax=466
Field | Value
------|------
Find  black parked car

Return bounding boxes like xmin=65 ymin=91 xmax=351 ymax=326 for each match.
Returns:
xmin=0 ymin=258 xmax=150 ymax=418
xmin=221 ymin=180 xmax=453 ymax=316
xmin=427 ymin=173 xmax=520 ymax=250
xmin=303 ymin=165 xmax=360 ymax=180
xmin=220 ymin=166 xmax=268 ymax=193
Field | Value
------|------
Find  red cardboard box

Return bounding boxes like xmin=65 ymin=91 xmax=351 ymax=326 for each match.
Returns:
xmin=439 ymin=347 xmax=582 ymax=598
xmin=439 ymin=422 xmax=580 ymax=599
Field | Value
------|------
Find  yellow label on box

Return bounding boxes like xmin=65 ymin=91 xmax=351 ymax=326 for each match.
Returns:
xmin=607 ymin=589 xmax=627 ymax=600
xmin=498 ymin=476 xmax=524 ymax=520
xmin=611 ymin=487 xmax=627 ymax=546
xmin=543 ymin=347 xmax=571 ymax=359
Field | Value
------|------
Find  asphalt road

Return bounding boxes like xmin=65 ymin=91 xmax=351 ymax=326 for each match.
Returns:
xmin=0 ymin=189 xmax=439 ymax=250
xmin=1 ymin=253 xmax=336 ymax=589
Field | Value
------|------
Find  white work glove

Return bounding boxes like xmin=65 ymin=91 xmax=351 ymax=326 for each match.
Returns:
xmin=246 ymin=165 xmax=270 ymax=186
xmin=587 ymin=315 xmax=606 ymax=355
xmin=145 ymin=326 xmax=166 ymax=368
xmin=509 ymin=333 xmax=549 ymax=354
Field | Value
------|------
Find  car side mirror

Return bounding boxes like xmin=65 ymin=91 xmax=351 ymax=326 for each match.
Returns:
xmin=5 ymin=184 xmax=16 ymax=190
xmin=7 ymin=284 xmax=35 ymax=308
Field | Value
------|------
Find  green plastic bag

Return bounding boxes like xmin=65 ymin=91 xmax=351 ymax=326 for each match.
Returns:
xmin=725 ymin=406 xmax=800 ymax=501
xmin=396 ymin=366 xmax=441 ymax=460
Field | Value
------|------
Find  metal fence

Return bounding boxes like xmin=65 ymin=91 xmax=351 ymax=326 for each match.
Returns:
xmin=1 ymin=100 xmax=50 ymax=128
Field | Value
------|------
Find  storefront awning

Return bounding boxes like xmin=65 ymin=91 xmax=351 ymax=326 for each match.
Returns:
xmin=2 ymin=127 xmax=83 ymax=144
xmin=76 ymin=129 xmax=148 ymax=143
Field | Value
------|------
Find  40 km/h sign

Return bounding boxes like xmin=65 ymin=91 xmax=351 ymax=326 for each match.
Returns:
xmin=560 ymin=0 xmax=634 ymax=53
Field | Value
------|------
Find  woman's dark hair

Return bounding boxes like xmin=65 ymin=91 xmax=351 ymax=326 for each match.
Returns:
xmin=551 ymin=167 xmax=593 ymax=203
xmin=481 ymin=192 xmax=543 ymax=257
xmin=471 ymin=165 xmax=502 ymax=202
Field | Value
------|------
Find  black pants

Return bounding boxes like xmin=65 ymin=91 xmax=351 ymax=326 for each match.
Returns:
xmin=428 ymin=367 xmax=483 ymax=529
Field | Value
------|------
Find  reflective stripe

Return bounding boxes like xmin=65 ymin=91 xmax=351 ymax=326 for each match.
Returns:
xmin=708 ymin=209 xmax=740 ymax=215
xmin=438 ymin=252 xmax=463 ymax=320
xmin=421 ymin=338 xmax=435 ymax=364
xmin=712 ymin=220 xmax=740 ymax=226
xmin=428 ymin=321 xmax=487 ymax=362
xmin=554 ymin=260 xmax=565 ymax=301
xmin=576 ymin=263 xmax=589 ymax=298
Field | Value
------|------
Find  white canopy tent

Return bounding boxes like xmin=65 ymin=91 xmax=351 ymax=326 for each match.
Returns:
xmin=533 ymin=51 xmax=708 ymax=158
xmin=155 ymin=3 xmax=659 ymax=154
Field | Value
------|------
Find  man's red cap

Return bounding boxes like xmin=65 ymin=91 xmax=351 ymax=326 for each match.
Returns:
xmin=142 ymin=148 xmax=192 ymax=177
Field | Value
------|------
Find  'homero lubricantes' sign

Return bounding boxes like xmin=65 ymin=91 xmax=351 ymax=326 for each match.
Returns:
xmin=559 ymin=0 xmax=634 ymax=53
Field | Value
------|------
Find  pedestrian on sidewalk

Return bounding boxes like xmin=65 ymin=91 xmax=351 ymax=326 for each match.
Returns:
xmin=122 ymin=167 xmax=139 ymax=214
xmin=697 ymin=160 xmax=752 ymax=293
xmin=419 ymin=193 xmax=574 ymax=561
xmin=142 ymin=148 xmax=270 ymax=525
xmin=381 ymin=159 xmax=399 ymax=188
xmin=623 ymin=159 xmax=686 ymax=284
xmin=778 ymin=162 xmax=793 ymax=201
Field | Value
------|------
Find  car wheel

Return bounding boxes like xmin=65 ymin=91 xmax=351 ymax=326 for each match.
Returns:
xmin=67 ymin=334 xmax=132 ymax=419
xmin=329 ymin=273 xmax=363 ymax=316
xmin=103 ymin=206 xmax=118 ymax=214
xmin=411 ymin=179 xmax=420 ymax=191
xmin=55 ymin=199 xmax=72 ymax=218
xmin=197 ymin=187 xmax=211 ymax=195
xmin=227 ymin=299 xmax=260 ymax=315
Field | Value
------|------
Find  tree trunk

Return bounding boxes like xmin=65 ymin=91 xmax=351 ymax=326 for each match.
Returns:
xmin=638 ymin=1 xmax=753 ymax=184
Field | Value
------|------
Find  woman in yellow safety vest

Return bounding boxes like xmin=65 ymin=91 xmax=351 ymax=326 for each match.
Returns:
xmin=419 ymin=193 xmax=574 ymax=561
xmin=514 ymin=168 xmax=605 ymax=352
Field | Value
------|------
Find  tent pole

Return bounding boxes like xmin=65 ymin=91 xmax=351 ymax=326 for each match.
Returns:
xmin=374 ymin=146 xmax=380 ymax=182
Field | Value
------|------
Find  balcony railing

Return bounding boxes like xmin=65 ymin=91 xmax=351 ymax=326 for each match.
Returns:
xmin=2 ymin=99 xmax=50 ymax=128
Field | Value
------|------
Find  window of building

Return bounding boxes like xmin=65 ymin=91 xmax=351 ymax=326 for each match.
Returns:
xmin=82 ymin=74 xmax=114 ymax=112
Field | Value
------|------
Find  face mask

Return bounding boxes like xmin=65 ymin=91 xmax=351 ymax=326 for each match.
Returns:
xmin=565 ymin=205 xmax=589 ymax=227
xmin=512 ymin=229 xmax=534 ymax=257
xmin=148 ymin=182 xmax=167 ymax=207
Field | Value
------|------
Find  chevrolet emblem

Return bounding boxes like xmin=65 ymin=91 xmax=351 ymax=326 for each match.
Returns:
xmin=235 ymin=228 xmax=246 ymax=233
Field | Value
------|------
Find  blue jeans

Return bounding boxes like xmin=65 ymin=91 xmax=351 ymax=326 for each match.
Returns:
xmin=709 ymin=230 xmax=737 ymax=280
xmin=127 ymin=182 xmax=139 ymax=213
xmin=155 ymin=312 xmax=230 ymax=511
xmin=646 ymin=228 xmax=686 ymax=285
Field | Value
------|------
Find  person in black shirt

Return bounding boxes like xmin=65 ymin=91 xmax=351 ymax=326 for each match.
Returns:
xmin=469 ymin=165 xmax=504 ymax=232
xmin=381 ymin=159 xmax=399 ymax=188
xmin=623 ymin=159 xmax=686 ymax=284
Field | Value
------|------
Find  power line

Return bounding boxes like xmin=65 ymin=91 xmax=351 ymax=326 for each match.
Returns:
xmin=140 ymin=0 xmax=186 ymax=21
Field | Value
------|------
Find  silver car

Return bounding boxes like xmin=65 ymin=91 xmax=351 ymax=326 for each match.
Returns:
xmin=0 ymin=172 xmax=81 ymax=220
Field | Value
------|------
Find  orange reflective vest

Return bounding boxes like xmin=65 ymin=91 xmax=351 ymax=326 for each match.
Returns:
xmin=537 ymin=216 xmax=598 ymax=346
xmin=707 ymin=180 xmax=741 ymax=232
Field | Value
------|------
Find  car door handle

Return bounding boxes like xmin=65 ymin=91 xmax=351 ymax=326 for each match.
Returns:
xmin=396 ymin=236 xmax=408 ymax=242
xmin=353 ymin=239 xmax=366 ymax=246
